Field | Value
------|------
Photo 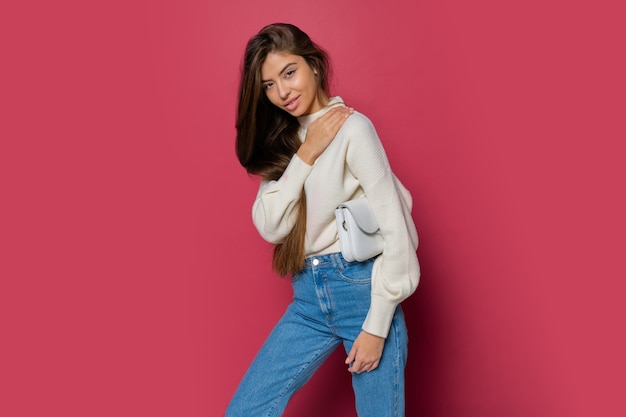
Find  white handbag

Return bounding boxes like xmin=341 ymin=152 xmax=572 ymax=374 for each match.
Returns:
xmin=334 ymin=198 xmax=384 ymax=262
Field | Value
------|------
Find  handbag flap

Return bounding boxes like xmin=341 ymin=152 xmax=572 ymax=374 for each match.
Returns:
xmin=337 ymin=198 xmax=380 ymax=233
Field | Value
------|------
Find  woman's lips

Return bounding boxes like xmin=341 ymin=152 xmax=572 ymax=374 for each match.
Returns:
xmin=284 ymin=96 xmax=300 ymax=112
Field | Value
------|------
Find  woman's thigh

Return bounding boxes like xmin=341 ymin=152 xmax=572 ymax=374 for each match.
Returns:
xmin=345 ymin=307 xmax=408 ymax=417
xmin=322 ymin=257 xmax=408 ymax=417
xmin=226 ymin=303 xmax=340 ymax=417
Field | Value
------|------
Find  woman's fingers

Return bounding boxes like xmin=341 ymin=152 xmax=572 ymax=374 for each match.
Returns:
xmin=309 ymin=106 xmax=353 ymax=140
xmin=346 ymin=330 xmax=385 ymax=374
xmin=316 ymin=106 xmax=353 ymax=130
xmin=297 ymin=106 xmax=354 ymax=164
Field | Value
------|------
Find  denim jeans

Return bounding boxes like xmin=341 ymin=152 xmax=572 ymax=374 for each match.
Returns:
xmin=226 ymin=253 xmax=408 ymax=417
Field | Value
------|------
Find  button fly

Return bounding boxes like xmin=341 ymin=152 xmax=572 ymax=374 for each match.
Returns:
xmin=312 ymin=258 xmax=320 ymax=266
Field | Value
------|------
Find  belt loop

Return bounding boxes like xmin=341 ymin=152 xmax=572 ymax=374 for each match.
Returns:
xmin=330 ymin=253 xmax=343 ymax=269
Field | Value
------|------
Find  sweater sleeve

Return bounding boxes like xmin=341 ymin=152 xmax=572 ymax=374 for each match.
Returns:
xmin=344 ymin=114 xmax=420 ymax=338
xmin=252 ymin=154 xmax=314 ymax=243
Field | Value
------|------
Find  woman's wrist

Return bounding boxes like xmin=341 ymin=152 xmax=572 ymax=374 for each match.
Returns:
xmin=296 ymin=143 xmax=317 ymax=166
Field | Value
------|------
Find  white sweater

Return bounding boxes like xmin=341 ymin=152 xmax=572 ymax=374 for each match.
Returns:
xmin=252 ymin=97 xmax=420 ymax=338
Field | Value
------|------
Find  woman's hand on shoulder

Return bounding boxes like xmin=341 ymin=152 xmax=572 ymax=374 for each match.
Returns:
xmin=297 ymin=106 xmax=354 ymax=165
xmin=345 ymin=330 xmax=385 ymax=374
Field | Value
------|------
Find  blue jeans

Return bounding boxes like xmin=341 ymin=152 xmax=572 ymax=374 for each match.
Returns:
xmin=226 ymin=253 xmax=408 ymax=417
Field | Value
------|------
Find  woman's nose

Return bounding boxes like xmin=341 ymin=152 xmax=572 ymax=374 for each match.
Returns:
xmin=277 ymin=82 xmax=290 ymax=99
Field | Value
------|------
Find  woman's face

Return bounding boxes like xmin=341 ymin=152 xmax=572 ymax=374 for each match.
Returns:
xmin=261 ymin=52 xmax=326 ymax=117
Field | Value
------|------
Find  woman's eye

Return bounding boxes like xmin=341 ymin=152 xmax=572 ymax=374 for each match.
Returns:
xmin=263 ymin=83 xmax=273 ymax=91
xmin=285 ymin=69 xmax=295 ymax=78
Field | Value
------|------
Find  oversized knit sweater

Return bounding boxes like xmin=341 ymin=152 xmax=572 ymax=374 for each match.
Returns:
xmin=252 ymin=97 xmax=420 ymax=338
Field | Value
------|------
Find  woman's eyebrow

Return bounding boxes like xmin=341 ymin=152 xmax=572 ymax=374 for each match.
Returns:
xmin=262 ymin=62 xmax=297 ymax=83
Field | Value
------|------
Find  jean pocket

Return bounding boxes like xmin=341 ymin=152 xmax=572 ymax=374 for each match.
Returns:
xmin=291 ymin=271 xmax=303 ymax=283
xmin=337 ymin=258 xmax=374 ymax=284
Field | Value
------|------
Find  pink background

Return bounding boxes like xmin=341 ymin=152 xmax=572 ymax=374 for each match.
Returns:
xmin=2 ymin=1 xmax=625 ymax=416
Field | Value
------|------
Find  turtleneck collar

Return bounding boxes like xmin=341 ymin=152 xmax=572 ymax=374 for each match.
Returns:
xmin=297 ymin=96 xmax=345 ymax=128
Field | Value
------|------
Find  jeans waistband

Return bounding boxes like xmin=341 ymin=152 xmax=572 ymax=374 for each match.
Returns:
xmin=302 ymin=252 xmax=347 ymax=270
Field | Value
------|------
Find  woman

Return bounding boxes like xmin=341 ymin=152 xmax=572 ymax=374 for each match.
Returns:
xmin=227 ymin=23 xmax=420 ymax=417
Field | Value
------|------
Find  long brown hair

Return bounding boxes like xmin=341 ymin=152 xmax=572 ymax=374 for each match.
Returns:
xmin=236 ymin=23 xmax=331 ymax=275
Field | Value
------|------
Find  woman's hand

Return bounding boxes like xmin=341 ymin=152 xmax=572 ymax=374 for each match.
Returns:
xmin=345 ymin=330 xmax=385 ymax=374
xmin=297 ymin=106 xmax=354 ymax=165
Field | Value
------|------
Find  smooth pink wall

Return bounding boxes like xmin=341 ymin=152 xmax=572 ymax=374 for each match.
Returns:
xmin=2 ymin=1 xmax=625 ymax=416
